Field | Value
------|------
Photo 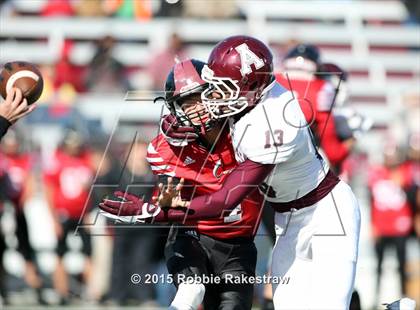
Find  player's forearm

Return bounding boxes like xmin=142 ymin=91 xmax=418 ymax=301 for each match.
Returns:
xmin=153 ymin=160 xmax=274 ymax=222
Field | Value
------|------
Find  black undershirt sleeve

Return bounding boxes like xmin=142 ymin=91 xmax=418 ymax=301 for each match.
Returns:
xmin=0 ymin=116 xmax=11 ymax=141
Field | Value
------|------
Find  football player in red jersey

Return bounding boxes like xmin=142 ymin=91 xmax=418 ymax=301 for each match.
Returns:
xmin=101 ymin=36 xmax=361 ymax=309
xmin=101 ymin=59 xmax=264 ymax=310
xmin=43 ymin=129 xmax=94 ymax=304
xmin=368 ymin=146 xmax=414 ymax=303
xmin=276 ymin=44 xmax=355 ymax=170
xmin=0 ymin=130 xmax=46 ymax=305
xmin=318 ymin=62 xmax=372 ymax=176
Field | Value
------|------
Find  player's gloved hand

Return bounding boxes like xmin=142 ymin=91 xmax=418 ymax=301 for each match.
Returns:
xmin=99 ymin=191 xmax=161 ymax=223
xmin=152 ymin=177 xmax=188 ymax=208
xmin=161 ymin=114 xmax=198 ymax=146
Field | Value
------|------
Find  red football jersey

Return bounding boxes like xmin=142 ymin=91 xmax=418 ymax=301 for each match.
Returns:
xmin=147 ymin=133 xmax=263 ymax=239
xmin=1 ymin=152 xmax=32 ymax=207
xmin=276 ymin=74 xmax=350 ymax=166
xmin=368 ymin=165 xmax=413 ymax=237
xmin=43 ymin=149 xmax=94 ymax=219
xmin=399 ymin=160 xmax=420 ymax=189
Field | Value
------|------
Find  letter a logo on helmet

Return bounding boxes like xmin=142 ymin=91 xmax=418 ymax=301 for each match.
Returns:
xmin=235 ymin=43 xmax=264 ymax=77
xmin=201 ymin=35 xmax=274 ymax=119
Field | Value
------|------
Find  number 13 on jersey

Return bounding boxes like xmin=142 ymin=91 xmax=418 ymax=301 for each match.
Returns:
xmin=264 ymin=129 xmax=284 ymax=149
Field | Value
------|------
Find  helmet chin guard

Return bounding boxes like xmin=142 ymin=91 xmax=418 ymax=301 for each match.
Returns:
xmin=201 ymin=65 xmax=249 ymax=119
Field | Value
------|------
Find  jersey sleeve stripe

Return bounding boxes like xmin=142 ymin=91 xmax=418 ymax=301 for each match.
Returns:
xmin=151 ymin=169 xmax=175 ymax=177
xmin=147 ymin=143 xmax=159 ymax=154
xmin=150 ymin=165 xmax=171 ymax=171
xmin=146 ymin=152 xmax=161 ymax=158
xmin=146 ymin=157 xmax=165 ymax=163
xmin=148 ymin=161 xmax=167 ymax=167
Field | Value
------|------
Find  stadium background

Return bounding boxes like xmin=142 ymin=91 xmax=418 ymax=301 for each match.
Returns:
xmin=0 ymin=0 xmax=419 ymax=308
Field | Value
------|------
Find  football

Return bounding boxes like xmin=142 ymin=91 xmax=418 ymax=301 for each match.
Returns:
xmin=0 ymin=61 xmax=44 ymax=105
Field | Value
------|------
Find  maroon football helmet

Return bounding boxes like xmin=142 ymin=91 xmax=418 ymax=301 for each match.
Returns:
xmin=164 ymin=59 xmax=212 ymax=130
xmin=201 ymin=35 xmax=274 ymax=119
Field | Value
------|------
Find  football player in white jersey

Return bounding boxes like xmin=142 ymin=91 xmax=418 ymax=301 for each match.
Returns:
xmin=160 ymin=36 xmax=361 ymax=309
xmin=100 ymin=35 xmax=361 ymax=309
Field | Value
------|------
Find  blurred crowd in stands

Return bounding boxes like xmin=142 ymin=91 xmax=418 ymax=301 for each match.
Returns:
xmin=0 ymin=0 xmax=243 ymax=20
xmin=0 ymin=0 xmax=419 ymax=23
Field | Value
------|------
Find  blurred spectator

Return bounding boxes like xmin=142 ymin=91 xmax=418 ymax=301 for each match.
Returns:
xmin=0 ymin=130 xmax=46 ymax=305
xmin=155 ymin=0 xmax=183 ymax=17
xmin=54 ymin=40 xmax=85 ymax=93
xmin=273 ymin=39 xmax=300 ymax=72
xmin=403 ymin=92 xmax=420 ymax=136
xmin=74 ymin=0 xmax=105 ymax=17
xmin=147 ymin=33 xmax=188 ymax=91
xmin=368 ymin=145 xmax=414 ymax=302
xmin=37 ymin=65 xmax=55 ymax=104
xmin=41 ymin=0 xmax=74 ymax=17
xmin=85 ymin=36 xmax=132 ymax=93
xmin=107 ymin=140 xmax=159 ymax=306
xmin=0 ymin=231 xmax=5 ymax=306
xmin=0 ymin=152 xmax=10 ymax=305
xmin=103 ymin=0 xmax=152 ymax=20
xmin=183 ymin=0 xmax=239 ymax=19
xmin=0 ymin=0 xmax=18 ymax=17
xmin=276 ymin=44 xmax=355 ymax=171
xmin=42 ymin=128 xmax=94 ymax=304
xmin=89 ymin=147 xmax=121 ymax=209
xmin=403 ymin=133 xmax=420 ymax=238
xmin=403 ymin=0 xmax=420 ymax=24
xmin=85 ymin=147 xmax=121 ymax=301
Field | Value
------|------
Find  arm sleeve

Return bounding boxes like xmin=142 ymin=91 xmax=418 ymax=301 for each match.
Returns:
xmin=152 ymin=159 xmax=274 ymax=222
xmin=0 ymin=115 xmax=11 ymax=141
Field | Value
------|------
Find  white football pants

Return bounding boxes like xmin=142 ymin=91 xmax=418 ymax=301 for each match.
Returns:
xmin=272 ymin=181 xmax=361 ymax=310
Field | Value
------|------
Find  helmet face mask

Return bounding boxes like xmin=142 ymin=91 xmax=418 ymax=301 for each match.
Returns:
xmin=201 ymin=65 xmax=249 ymax=119
xmin=172 ymin=91 xmax=211 ymax=128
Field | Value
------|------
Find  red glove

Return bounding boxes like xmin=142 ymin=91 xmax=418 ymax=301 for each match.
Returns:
xmin=160 ymin=114 xmax=198 ymax=146
xmin=99 ymin=191 xmax=161 ymax=223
